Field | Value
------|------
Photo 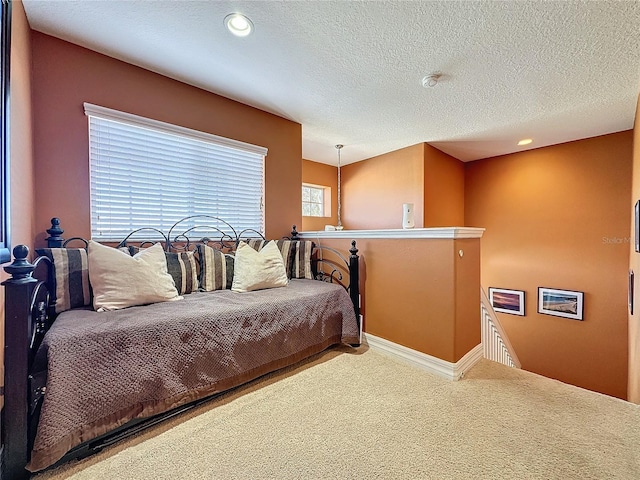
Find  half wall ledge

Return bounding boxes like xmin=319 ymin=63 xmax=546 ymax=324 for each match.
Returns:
xmin=297 ymin=227 xmax=485 ymax=239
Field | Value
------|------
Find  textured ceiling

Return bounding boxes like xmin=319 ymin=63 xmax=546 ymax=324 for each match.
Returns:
xmin=23 ymin=0 xmax=640 ymax=165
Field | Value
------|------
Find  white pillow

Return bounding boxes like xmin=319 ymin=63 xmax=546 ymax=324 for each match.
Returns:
xmin=231 ymin=240 xmax=289 ymax=293
xmin=88 ymin=241 xmax=182 ymax=311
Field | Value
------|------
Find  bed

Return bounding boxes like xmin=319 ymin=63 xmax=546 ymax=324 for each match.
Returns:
xmin=1 ymin=216 xmax=361 ymax=478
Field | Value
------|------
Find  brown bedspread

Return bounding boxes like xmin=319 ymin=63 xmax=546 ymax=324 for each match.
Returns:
xmin=29 ymin=279 xmax=359 ymax=472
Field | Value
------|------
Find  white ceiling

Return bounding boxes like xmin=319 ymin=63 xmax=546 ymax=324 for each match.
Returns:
xmin=23 ymin=0 xmax=640 ymax=165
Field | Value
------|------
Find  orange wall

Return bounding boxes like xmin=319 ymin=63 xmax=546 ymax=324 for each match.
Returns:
xmin=301 ymin=160 xmax=337 ymax=231
xmin=341 ymin=144 xmax=425 ymax=229
xmin=30 ymin=32 xmax=302 ymax=244
xmin=1 ymin=0 xmax=36 ymax=408
xmin=318 ymin=236 xmax=481 ymax=363
xmin=454 ymin=238 xmax=481 ymax=359
xmin=339 ymin=142 xmax=464 ymax=230
xmin=9 ymin=1 xmax=35 ymax=252
xmin=424 ymin=144 xmax=465 ymax=227
xmin=629 ymin=93 xmax=640 ymax=403
xmin=466 ymin=132 xmax=632 ymax=399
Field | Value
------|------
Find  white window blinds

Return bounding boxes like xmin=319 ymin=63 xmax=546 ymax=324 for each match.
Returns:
xmin=84 ymin=103 xmax=267 ymax=241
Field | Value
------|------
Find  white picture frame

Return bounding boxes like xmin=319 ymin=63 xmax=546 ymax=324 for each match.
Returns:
xmin=489 ymin=287 xmax=525 ymax=316
xmin=538 ymin=287 xmax=584 ymax=321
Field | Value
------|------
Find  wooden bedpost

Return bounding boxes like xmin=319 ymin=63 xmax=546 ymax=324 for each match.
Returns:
xmin=2 ymin=245 xmax=37 ymax=479
xmin=349 ymin=240 xmax=361 ymax=342
xmin=45 ymin=217 xmax=64 ymax=248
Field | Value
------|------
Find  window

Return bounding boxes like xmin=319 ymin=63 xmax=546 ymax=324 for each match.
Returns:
xmin=302 ymin=183 xmax=330 ymax=217
xmin=0 ymin=0 xmax=10 ymax=263
xmin=85 ymin=103 xmax=267 ymax=241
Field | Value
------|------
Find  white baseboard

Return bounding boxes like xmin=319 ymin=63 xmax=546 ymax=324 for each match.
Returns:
xmin=363 ymin=333 xmax=482 ymax=381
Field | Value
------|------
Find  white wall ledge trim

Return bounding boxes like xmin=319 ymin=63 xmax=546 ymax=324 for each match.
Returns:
xmin=298 ymin=227 xmax=484 ymax=239
xmin=364 ymin=333 xmax=483 ymax=381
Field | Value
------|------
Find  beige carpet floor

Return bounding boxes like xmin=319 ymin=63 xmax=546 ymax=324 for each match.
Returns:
xmin=33 ymin=345 xmax=640 ymax=480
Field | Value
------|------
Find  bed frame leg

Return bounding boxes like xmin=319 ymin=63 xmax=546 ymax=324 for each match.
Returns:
xmin=2 ymin=246 xmax=37 ymax=479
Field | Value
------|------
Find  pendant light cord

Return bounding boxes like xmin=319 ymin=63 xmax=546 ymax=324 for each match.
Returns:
xmin=336 ymin=144 xmax=343 ymax=228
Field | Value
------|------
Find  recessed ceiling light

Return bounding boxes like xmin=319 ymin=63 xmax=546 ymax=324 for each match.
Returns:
xmin=224 ymin=13 xmax=254 ymax=37
xmin=517 ymin=138 xmax=533 ymax=146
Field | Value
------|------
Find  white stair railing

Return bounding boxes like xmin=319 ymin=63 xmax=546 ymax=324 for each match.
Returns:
xmin=480 ymin=288 xmax=521 ymax=368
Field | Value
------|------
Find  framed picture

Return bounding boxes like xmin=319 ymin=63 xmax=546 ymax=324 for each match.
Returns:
xmin=538 ymin=287 xmax=584 ymax=321
xmin=633 ymin=200 xmax=640 ymax=252
xmin=488 ymin=287 xmax=525 ymax=316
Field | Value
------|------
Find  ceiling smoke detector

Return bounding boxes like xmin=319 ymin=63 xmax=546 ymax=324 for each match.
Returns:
xmin=422 ymin=73 xmax=442 ymax=88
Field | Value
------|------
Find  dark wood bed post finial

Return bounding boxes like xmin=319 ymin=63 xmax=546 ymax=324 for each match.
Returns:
xmin=291 ymin=225 xmax=299 ymax=241
xmin=2 ymin=245 xmax=37 ymax=479
xmin=45 ymin=217 xmax=64 ymax=248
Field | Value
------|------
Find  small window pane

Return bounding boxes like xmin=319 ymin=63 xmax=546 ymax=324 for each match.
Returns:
xmin=302 ymin=183 xmax=325 ymax=217
xmin=310 ymin=188 xmax=321 ymax=203
xmin=310 ymin=203 xmax=321 ymax=216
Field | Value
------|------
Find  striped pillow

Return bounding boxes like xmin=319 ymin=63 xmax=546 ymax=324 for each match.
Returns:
xmin=165 ymin=251 xmax=199 ymax=295
xmin=243 ymin=239 xmax=313 ymax=280
xmin=35 ymin=248 xmax=91 ymax=314
xmin=197 ymin=244 xmax=232 ymax=291
xmin=224 ymin=254 xmax=235 ymax=289
xmin=290 ymin=240 xmax=314 ymax=280
xmin=129 ymin=247 xmax=198 ymax=295
xmin=244 ymin=238 xmax=267 ymax=251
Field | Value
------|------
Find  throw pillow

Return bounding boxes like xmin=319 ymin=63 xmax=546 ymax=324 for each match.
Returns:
xmin=243 ymin=239 xmax=313 ymax=280
xmin=88 ymin=241 xmax=182 ymax=311
xmin=129 ymin=246 xmax=199 ymax=295
xmin=197 ymin=243 xmax=232 ymax=291
xmin=35 ymin=248 xmax=91 ymax=314
xmin=289 ymin=240 xmax=314 ymax=280
xmin=231 ymin=240 xmax=288 ymax=293
xmin=244 ymin=238 xmax=266 ymax=251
